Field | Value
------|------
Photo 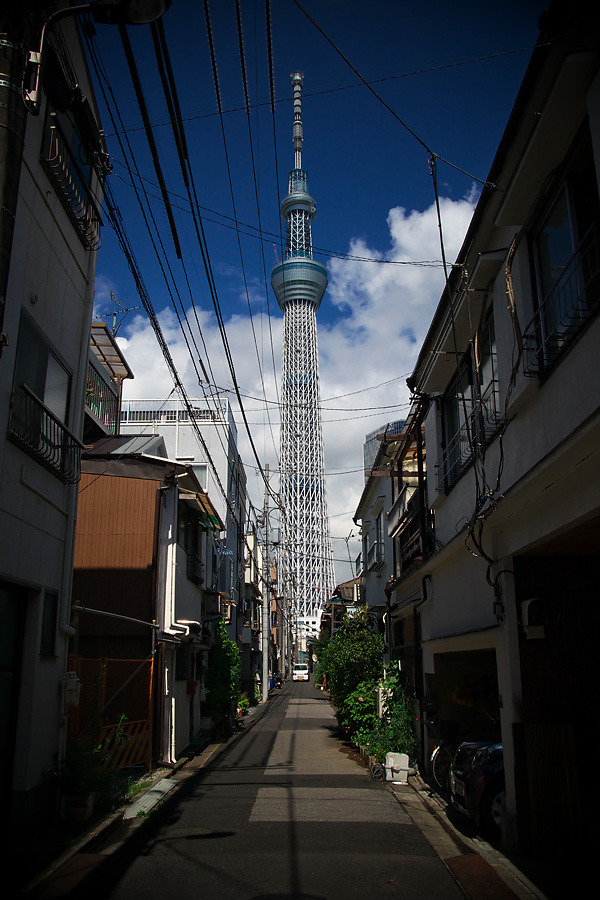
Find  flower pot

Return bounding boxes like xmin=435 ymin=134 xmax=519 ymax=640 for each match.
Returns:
xmin=66 ymin=794 xmax=93 ymax=825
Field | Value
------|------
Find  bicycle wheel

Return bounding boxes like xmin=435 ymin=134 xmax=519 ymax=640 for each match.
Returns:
xmin=371 ymin=763 xmax=385 ymax=781
xmin=431 ymin=744 xmax=455 ymax=792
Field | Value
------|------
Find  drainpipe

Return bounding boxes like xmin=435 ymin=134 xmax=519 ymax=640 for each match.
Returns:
xmin=415 ymin=574 xmax=431 ymax=773
xmin=0 ymin=32 xmax=27 ymax=352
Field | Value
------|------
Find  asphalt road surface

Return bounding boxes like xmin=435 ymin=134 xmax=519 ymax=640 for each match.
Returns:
xmin=72 ymin=680 xmax=465 ymax=899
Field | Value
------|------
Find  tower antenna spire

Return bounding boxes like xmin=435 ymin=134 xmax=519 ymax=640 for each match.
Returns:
xmin=291 ymin=70 xmax=304 ymax=170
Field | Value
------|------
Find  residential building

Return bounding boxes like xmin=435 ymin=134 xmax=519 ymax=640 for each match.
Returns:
xmin=72 ymin=440 xmax=223 ymax=768
xmin=241 ymin=526 xmax=262 ymax=695
xmin=0 ymin=8 xmax=108 ymax=829
xmin=387 ymin=2 xmax=600 ymax=857
xmin=354 ymin=425 xmax=404 ymax=637
xmin=120 ymin=398 xmax=247 ymax=645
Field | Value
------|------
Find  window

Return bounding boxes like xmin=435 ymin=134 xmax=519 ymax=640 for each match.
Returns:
xmin=441 ymin=356 xmax=474 ymax=489
xmin=13 ymin=313 xmax=70 ymax=423
xmin=8 ymin=312 xmax=81 ymax=482
xmin=175 ymin=642 xmax=191 ymax=681
xmin=178 ymin=503 xmax=205 ymax=585
xmin=39 ymin=46 xmax=107 ymax=251
xmin=524 ymin=127 xmax=600 ymax=374
xmin=439 ymin=312 xmax=501 ymax=491
xmin=40 ymin=592 xmax=58 ymax=657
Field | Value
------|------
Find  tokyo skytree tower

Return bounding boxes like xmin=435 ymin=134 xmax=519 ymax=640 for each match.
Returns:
xmin=271 ymin=71 xmax=335 ymax=628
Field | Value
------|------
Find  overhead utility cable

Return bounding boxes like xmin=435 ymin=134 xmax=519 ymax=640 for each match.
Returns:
xmin=95 ymin=31 xmax=216 ymax=406
xmin=86 ymin=60 xmax=236 ymax=511
xmin=117 ymin=25 xmax=183 ymax=256
xmin=292 ymin=0 xmax=496 ymax=188
xmin=235 ymin=0 xmax=281 ymax=457
xmin=88 ymin=29 xmax=211 ymax=394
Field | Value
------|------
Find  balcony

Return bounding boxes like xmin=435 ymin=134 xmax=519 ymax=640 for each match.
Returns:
xmin=85 ymin=355 xmax=119 ymax=436
xmin=437 ymin=379 xmax=503 ymax=492
xmin=8 ymin=385 xmax=82 ymax=483
xmin=390 ymin=487 xmax=434 ymax=578
xmin=40 ymin=114 xmax=102 ymax=251
xmin=523 ymin=221 xmax=600 ymax=376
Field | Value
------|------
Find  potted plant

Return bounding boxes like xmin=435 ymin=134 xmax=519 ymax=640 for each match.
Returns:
xmin=60 ymin=737 xmax=102 ymax=824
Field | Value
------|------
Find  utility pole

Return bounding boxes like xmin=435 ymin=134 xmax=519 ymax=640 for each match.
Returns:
xmin=261 ymin=464 xmax=270 ymax=702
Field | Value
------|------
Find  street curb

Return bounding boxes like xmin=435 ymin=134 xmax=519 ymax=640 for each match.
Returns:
xmin=400 ymin=775 xmax=548 ymax=900
xmin=21 ymin=697 xmax=274 ymax=896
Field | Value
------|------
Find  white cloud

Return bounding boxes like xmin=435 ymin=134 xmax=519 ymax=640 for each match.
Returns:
xmin=114 ymin=196 xmax=475 ymax=584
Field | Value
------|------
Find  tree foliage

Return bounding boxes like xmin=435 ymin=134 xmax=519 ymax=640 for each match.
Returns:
xmin=205 ymin=617 xmax=241 ymax=722
xmin=315 ymin=609 xmax=385 ymax=708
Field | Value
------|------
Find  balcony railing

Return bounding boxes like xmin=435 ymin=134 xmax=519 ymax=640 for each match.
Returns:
xmin=396 ymin=515 xmax=424 ymax=576
xmin=40 ymin=114 xmax=102 ymax=251
xmin=8 ymin=385 xmax=83 ymax=483
xmin=389 ymin=486 xmax=434 ymax=578
xmin=367 ymin=539 xmax=384 ymax=570
xmin=85 ymin=356 xmax=119 ymax=435
xmin=523 ymin=221 xmax=600 ymax=376
xmin=387 ymin=484 xmax=415 ymax=537
xmin=437 ymin=379 xmax=503 ymax=492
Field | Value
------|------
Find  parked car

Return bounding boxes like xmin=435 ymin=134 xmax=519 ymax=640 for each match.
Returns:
xmin=450 ymin=741 xmax=505 ymax=838
xmin=292 ymin=663 xmax=309 ymax=682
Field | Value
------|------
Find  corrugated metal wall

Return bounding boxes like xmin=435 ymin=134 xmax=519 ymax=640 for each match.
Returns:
xmin=73 ymin=472 xmax=161 ymax=650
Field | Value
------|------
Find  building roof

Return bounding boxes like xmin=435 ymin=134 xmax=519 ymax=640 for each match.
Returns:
xmin=81 ymin=437 xmax=224 ymax=530
xmin=84 ymin=434 xmax=168 ymax=456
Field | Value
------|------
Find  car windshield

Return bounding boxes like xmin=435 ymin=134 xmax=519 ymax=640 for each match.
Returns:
xmin=294 ymin=665 xmax=308 ymax=671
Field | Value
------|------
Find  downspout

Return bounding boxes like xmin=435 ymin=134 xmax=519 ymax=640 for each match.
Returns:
xmin=414 ymin=574 xmax=431 ymax=773
xmin=0 ymin=34 xmax=27 ymax=352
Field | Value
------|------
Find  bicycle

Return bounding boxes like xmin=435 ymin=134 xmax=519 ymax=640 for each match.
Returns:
xmin=430 ymin=741 xmax=458 ymax=792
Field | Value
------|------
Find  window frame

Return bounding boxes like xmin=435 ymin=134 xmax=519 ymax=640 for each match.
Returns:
xmin=438 ymin=310 xmax=501 ymax=492
xmin=524 ymin=125 xmax=600 ymax=376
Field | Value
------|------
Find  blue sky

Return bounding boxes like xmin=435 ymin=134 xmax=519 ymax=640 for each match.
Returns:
xmin=89 ymin=0 xmax=545 ymax=582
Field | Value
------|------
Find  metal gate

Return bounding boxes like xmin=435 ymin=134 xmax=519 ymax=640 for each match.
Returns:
xmin=68 ymin=655 xmax=154 ymax=771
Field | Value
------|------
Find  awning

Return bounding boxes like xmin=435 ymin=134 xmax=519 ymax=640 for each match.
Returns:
xmin=179 ymin=488 xmax=224 ymax=530
xmin=89 ymin=320 xmax=134 ymax=381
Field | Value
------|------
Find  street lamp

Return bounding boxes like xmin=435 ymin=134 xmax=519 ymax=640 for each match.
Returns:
xmin=24 ymin=0 xmax=172 ymax=113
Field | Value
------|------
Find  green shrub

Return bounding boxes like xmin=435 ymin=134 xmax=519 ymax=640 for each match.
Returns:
xmin=338 ymin=679 xmax=379 ymax=735
xmin=355 ymin=674 xmax=417 ymax=761
xmin=316 ymin=611 xmax=384 ymax=708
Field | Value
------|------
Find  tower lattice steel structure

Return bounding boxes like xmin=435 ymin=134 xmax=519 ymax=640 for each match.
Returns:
xmin=271 ymin=72 xmax=335 ymax=627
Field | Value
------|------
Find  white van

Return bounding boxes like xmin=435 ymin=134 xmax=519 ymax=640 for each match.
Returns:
xmin=292 ymin=663 xmax=309 ymax=682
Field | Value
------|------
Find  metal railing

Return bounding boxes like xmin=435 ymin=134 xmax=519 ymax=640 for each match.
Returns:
xmin=523 ymin=221 xmax=600 ymax=376
xmin=85 ymin=356 xmax=119 ymax=434
xmin=437 ymin=379 xmax=503 ymax=492
xmin=8 ymin=384 xmax=83 ymax=483
xmin=367 ymin=539 xmax=384 ymax=570
xmin=387 ymin=483 xmax=413 ymax=537
xmin=40 ymin=114 xmax=102 ymax=251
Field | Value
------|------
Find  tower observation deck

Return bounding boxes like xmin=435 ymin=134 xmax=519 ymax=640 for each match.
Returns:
xmin=271 ymin=72 xmax=335 ymax=631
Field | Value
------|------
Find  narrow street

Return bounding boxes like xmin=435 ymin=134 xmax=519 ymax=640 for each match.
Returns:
xmin=65 ymin=681 xmax=466 ymax=899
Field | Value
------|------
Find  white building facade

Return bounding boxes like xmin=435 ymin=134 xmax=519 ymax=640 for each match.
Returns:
xmin=387 ymin=7 xmax=600 ymax=858
xmin=0 ymin=11 xmax=107 ymax=828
